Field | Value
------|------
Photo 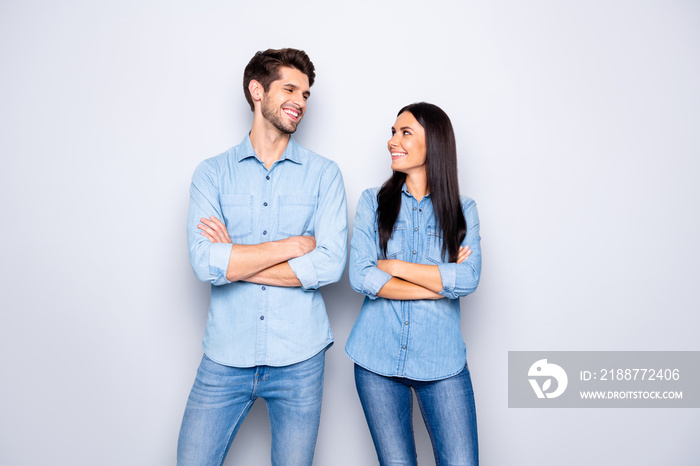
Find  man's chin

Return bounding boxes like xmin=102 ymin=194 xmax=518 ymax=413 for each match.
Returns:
xmin=276 ymin=123 xmax=298 ymax=135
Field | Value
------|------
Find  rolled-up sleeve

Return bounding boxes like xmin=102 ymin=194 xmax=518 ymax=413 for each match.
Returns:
xmin=349 ymin=189 xmax=393 ymax=299
xmin=438 ymin=199 xmax=481 ymax=299
xmin=288 ymin=161 xmax=348 ymax=290
xmin=187 ymin=159 xmax=232 ymax=286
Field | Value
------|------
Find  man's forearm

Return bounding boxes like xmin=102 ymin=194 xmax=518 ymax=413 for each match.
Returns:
xmin=197 ymin=215 xmax=314 ymax=283
xmin=226 ymin=241 xmax=304 ymax=282
xmin=242 ymin=262 xmax=301 ymax=287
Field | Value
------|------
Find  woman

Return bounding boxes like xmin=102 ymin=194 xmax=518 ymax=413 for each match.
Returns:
xmin=345 ymin=102 xmax=481 ymax=465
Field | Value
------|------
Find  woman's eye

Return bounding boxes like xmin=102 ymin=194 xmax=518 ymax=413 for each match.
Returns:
xmin=403 ymin=130 xmax=411 ymax=135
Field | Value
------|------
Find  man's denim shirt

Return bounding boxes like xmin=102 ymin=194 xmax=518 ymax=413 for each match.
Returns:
xmin=187 ymin=135 xmax=348 ymax=367
xmin=345 ymin=186 xmax=481 ymax=381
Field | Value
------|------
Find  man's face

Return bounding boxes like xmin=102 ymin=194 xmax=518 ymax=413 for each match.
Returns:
xmin=261 ymin=66 xmax=311 ymax=134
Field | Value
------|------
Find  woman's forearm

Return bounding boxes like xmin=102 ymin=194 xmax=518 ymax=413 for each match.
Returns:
xmin=376 ymin=277 xmax=443 ymax=300
xmin=378 ymin=260 xmax=444 ymax=293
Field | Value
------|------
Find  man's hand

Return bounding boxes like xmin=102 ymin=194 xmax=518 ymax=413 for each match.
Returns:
xmin=279 ymin=235 xmax=316 ymax=257
xmin=198 ymin=216 xmax=231 ymax=243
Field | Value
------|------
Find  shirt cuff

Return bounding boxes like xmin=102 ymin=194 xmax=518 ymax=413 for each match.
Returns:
xmin=289 ymin=254 xmax=319 ymax=290
xmin=437 ymin=262 xmax=456 ymax=298
xmin=209 ymin=242 xmax=233 ymax=286
xmin=362 ymin=267 xmax=393 ymax=299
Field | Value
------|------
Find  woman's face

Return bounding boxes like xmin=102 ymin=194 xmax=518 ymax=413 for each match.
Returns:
xmin=387 ymin=111 xmax=427 ymax=176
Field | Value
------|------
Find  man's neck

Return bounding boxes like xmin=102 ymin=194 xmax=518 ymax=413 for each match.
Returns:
xmin=249 ymin=117 xmax=291 ymax=170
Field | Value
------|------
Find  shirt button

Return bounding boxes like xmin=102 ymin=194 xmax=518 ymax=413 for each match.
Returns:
xmin=261 ymin=286 xmax=266 ymax=290
xmin=419 ymin=209 xmax=422 ymax=212
xmin=263 ymin=202 xmax=268 ymax=207
xmin=413 ymin=251 xmax=417 ymax=254
xmin=414 ymin=227 xmax=418 ymax=231
xmin=402 ymin=345 xmax=406 ymax=349
xmin=263 ymin=230 xmax=267 ymax=235
xmin=405 ymin=321 xmax=409 ymax=325
xmin=266 ymin=175 xmax=270 ymax=180
xmin=260 ymin=316 xmax=265 ymax=320
xmin=413 ymin=207 xmax=416 ymax=211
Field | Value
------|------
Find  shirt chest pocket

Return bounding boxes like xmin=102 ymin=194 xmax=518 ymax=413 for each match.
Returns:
xmin=385 ymin=221 xmax=406 ymax=259
xmin=426 ymin=224 xmax=446 ymax=263
xmin=220 ymin=194 xmax=254 ymax=240
xmin=277 ymin=194 xmax=317 ymax=237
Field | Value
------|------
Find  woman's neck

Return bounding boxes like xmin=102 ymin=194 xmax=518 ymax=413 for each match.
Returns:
xmin=404 ymin=170 xmax=429 ymax=203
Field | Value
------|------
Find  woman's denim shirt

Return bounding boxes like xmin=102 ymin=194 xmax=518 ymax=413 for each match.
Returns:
xmin=345 ymin=186 xmax=481 ymax=381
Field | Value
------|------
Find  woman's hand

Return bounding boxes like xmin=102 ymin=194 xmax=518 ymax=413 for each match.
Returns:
xmin=457 ymin=246 xmax=471 ymax=264
xmin=198 ymin=216 xmax=232 ymax=244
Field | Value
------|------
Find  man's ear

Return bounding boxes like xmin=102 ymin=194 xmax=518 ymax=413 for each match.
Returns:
xmin=248 ymin=79 xmax=263 ymax=104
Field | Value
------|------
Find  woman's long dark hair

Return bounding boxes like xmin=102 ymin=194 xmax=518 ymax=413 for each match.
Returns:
xmin=377 ymin=102 xmax=466 ymax=262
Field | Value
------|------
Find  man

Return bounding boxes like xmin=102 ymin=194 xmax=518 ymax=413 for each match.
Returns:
xmin=177 ymin=48 xmax=347 ymax=466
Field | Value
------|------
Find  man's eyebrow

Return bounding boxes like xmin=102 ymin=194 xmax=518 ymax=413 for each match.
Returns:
xmin=282 ymin=83 xmax=311 ymax=94
xmin=282 ymin=82 xmax=311 ymax=97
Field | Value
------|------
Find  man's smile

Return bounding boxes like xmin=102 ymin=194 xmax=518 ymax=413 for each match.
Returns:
xmin=283 ymin=107 xmax=300 ymax=120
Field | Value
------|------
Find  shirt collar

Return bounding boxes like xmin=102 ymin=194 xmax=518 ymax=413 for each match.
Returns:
xmin=401 ymin=183 xmax=431 ymax=199
xmin=235 ymin=133 xmax=302 ymax=165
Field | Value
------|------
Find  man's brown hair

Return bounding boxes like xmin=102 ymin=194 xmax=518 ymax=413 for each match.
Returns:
xmin=243 ymin=48 xmax=316 ymax=111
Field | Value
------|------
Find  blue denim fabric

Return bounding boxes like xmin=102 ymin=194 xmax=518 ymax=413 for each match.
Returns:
xmin=354 ymin=364 xmax=478 ymax=466
xmin=187 ymin=135 xmax=347 ymax=367
xmin=345 ymin=186 xmax=481 ymax=380
xmin=177 ymin=349 xmax=326 ymax=466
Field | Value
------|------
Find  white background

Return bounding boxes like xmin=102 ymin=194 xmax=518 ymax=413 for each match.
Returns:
xmin=1 ymin=1 xmax=699 ymax=465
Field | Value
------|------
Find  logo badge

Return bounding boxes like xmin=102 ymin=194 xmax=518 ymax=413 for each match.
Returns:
xmin=528 ymin=359 xmax=568 ymax=399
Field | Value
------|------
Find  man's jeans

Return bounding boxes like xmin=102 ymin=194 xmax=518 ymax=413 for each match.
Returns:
xmin=177 ymin=350 xmax=326 ymax=466
xmin=354 ymin=363 xmax=478 ymax=466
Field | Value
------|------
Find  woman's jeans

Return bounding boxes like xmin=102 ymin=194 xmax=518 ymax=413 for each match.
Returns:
xmin=177 ymin=350 xmax=326 ymax=466
xmin=354 ymin=364 xmax=478 ymax=466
